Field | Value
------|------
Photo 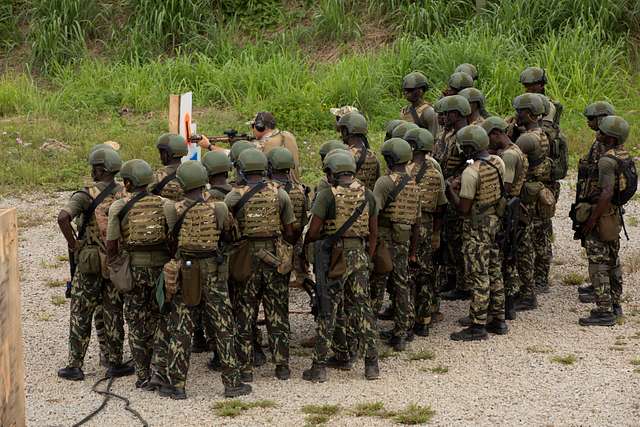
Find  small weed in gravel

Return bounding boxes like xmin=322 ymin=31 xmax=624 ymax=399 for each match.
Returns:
xmin=387 ymin=403 xmax=435 ymax=425
xmin=624 ymin=251 xmax=640 ymax=274
xmin=40 ymin=259 xmax=61 ymax=269
xmin=527 ymin=345 xmax=552 ymax=354
xmin=562 ymin=273 xmax=586 ymax=286
xmin=18 ymin=213 xmax=48 ymax=229
xmin=56 ymin=255 xmax=69 ymax=262
xmin=630 ymin=358 xmax=640 ymax=366
xmin=428 ymin=366 xmax=449 ymax=374
xmin=378 ymin=347 xmax=395 ymax=360
xmin=213 ymin=399 xmax=277 ymax=417
xmin=407 ymin=350 xmax=435 ymax=361
xmin=38 ymin=312 xmax=52 ymax=321
xmin=627 ymin=216 xmax=639 ymax=227
xmin=304 ymin=414 xmax=330 ymax=426
xmin=551 ymin=354 xmax=577 ymax=365
xmin=45 ymin=279 xmax=65 ymax=288
xmin=302 ymin=404 xmax=340 ymax=426
xmin=609 ymin=346 xmax=626 ymax=351
xmin=351 ymin=401 xmax=385 ymax=417
xmin=51 ymin=295 xmax=66 ymax=306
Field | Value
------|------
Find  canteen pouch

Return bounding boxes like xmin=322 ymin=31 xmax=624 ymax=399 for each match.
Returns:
xmin=180 ymin=259 xmax=201 ymax=306
xmin=537 ymin=187 xmax=557 ymax=219
xmin=328 ymin=244 xmax=346 ymax=280
xmin=276 ymin=239 xmax=294 ymax=275
xmin=391 ymin=223 xmax=412 ymax=243
xmin=597 ymin=208 xmax=621 ymax=241
xmin=373 ymin=240 xmax=393 ymax=274
xmin=77 ymin=244 xmax=101 ymax=275
xmin=522 ymin=181 xmax=544 ymax=205
xmin=108 ymin=252 xmax=133 ymax=293
xmin=255 ymin=248 xmax=280 ymax=268
xmin=163 ymin=259 xmax=180 ymax=301
xmin=229 ymin=240 xmax=252 ymax=282
xmin=495 ymin=196 xmax=508 ymax=218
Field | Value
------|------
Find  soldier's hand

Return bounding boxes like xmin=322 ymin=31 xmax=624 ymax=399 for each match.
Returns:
xmin=197 ymin=135 xmax=212 ymax=150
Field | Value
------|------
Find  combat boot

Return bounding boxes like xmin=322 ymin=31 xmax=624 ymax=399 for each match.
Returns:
xmin=148 ymin=373 xmax=169 ymax=391
xmin=405 ymin=329 xmax=415 ymax=342
xmin=378 ymin=304 xmax=395 ymax=320
xmin=275 ymin=364 xmax=290 ymax=380
xmin=207 ymin=352 xmax=221 ymax=371
xmin=326 ymin=353 xmax=353 ymax=370
xmin=240 ymin=371 xmax=254 ymax=383
xmin=57 ymin=366 xmax=84 ymax=381
xmin=578 ymin=293 xmax=596 ymax=303
xmin=191 ymin=328 xmax=208 ymax=353
xmin=578 ymin=284 xmax=594 ymax=294
xmin=579 ymin=311 xmax=616 ymax=326
xmin=412 ymin=323 xmax=429 ymax=337
xmin=505 ymin=297 xmax=517 ymax=320
xmin=535 ymin=283 xmax=550 ymax=294
xmin=430 ymin=311 xmax=444 ymax=323
xmin=135 ymin=378 xmax=156 ymax=391
xmin=514 ymin=296 xmax=537 ymax=311
xmin=106 ymin=362 xmax=135 ymax=378
xmin=441 ymin=289 xmax=471 ymax=301
xmin=224 ymin=383 xmax=252 ymax=398
xmin=159 ymin=384 xmax=187 ymax=400
xmin=613 ymin=303 xmax=624 ymax=318
xmin=364 ymin=358 xmax=380 ymax=380
xmin=486 ymin=319 xmax=509 ymax=335
xmin=450 ymin=325 xmax=488 ymax=341
xmin=302 ymin=362 xmax=328 ymax=383
xmin=458 ymin=316 xmax=473 ymax=327
xmin=379 ymin=329 xmax=394 ymax=340
xmin=253 ymin=345 xmax=267 ymax=367
xmin=387 ymin=334 xmax=407 ymax=352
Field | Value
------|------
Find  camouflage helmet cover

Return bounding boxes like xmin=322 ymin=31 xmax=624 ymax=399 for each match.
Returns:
xmin=519 ymin=67 xmax=547 ymax=85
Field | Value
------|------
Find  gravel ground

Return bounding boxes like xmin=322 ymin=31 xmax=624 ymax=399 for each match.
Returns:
xmin=4 ymin=180 xmax=640 ymax=427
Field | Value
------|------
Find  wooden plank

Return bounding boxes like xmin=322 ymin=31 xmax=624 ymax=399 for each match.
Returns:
xmin=168 ymin=94 xmax=180 ymax=134
xmin=0 ymin=208 xmax=25 ymax=427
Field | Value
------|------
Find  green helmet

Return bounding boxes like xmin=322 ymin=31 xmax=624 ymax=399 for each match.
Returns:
xmin=402 ymin=71 xmax=429 ymax=90
xmin=456 ymin=125 xmax=489 ymax=152
xmin=481 ymin=116 xmax=509 ymax=135
xmin=381 ymin=138 xmax=412 ymax=164
xmin=448 ymin=72 xmax=474 ymax=91
xmin=538 ymin=94 xmax=551 ymax=116
xmin=458 ymin=87 xmax=485 ymax=107
xmin=230 ymin=140 xmax=253 ymax=163
xmin=323 ymin=150 xmax=356 ymax=175
xmin=584 ymin=101 xmax=615 ymax=118
xmin=404 ymin=128 xmax=434 ymax=152
xmin=513 ymin=93 xmax=545 ymax=116
xmin=87 ymin=143 xmax=116 ymax=162
xmin=268 ymin=147 xmax=294 ymax=171
xmin=177 ymin=160 xmax=208 ymax=191
xmin=455 ymin=63 xmax=478 ymax=81
xmin=156 ymin=133 xmax=188 ymax=158
xmin=88 ymin=148 xmax=122 ymax=173
xmin=237 ymin=148 xmax=268 ymax=173
xmin=120 ymin=159 xmax=153 ymax=187
xmin=519 ymin=67 xmax=547 ymax=85
xmin=516 ymin=133 xmax=544 ymax=162
xmin=337 ymin=111 xmax=367 ymax=135
xmin=392 ymin=122 xmax=418 ymax=139
xmin=202 ymin=151 xmax=232 ymax=176
xmin=435 ymin=95 xmax=471 ymax=116
xmin=385 ymin=120 xmax=405 ymax=138
xmin=598 ymin=115 xmax=630 ymax=143
xmin=319 ymin=140 xmax=349 ymax=158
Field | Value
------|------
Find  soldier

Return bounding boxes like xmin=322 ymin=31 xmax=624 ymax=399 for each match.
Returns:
xmin=224 ymin=149 xmax=296 ymax=381
xmin=385 ymin=120 xmax=405 ymax=141
xmin=203 ymin=151 xmax=233 ymax=201
xmin=391 ymin=122 xmax=419 ymax=139
xmin=455 ymin=63 xmax=478 ymax=82
xmin=160 ymin=160 xmax=251 ymax=398
xmin=337 ymin=112 xmax=381 ymax=190
xmin=404 ymin=128 xmax=447 ymax=335
xmin=248 ymin=111 xmax=302 ymax=182
xmin=446 ymin=125 xmax=506 ymax=341
xmin=302 ymin=150 xmax=380 ymax=382
xmin=458 ymin=87 xmax=487 ymax=123
xmin=330 ymin=105 xmax=359 ymax=130
xmin=575 ymin=116 xmax=633 ymax=325
xmin=519 ymin=67 xmax=563 ymax=129
xmin=442 ymin=71 xmax=474 ymax=97
xmin=511 ymin=93 xmax=551 ymax=311
xmin=315 ymin=141 xmax=350 ymax=196
xmin=433 ymin=95 xmax=472 ymax=301
xmin=105 ymin=159 xmax=170 ymax=389
xmin=150 ymin=134 xmax=187 ymax=201
xmin=483 ymin=117 xmax=529 ymax=320
xmin=400 ymin=71 xmax=439 ymax=137
xmin=576 ymin=102 xmax=616 ymax=300
xmin=371 ymin=138 xmax=421 ymax=351
xmin=57 ymin=148 xmax=132 ymax=381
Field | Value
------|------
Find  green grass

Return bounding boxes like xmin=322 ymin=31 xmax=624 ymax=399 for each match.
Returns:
xmin=562 ymin=273 xmax=586 ymax=287
xmin=388 ymin=403 xmax=436 ymax=425
xmin=351 ymin=402 xmax=386 ymax=417
xmin=45 ymin=279 xmax=66 ymax=288
xmin=551 ymin=354 xmax=577 ymax=365
xmin=407 ymin=350 xmax=435 ymax=361
xmin=427 ymin=366 xmax=449 ymax=374
xmin=51 ymin=295 xmax=67 ymax=306
xmin=38 ymin=312 xmax=53 ymax=321
xmin=302 ymin=404 xmax=341 ymax=426
xmin=526 ymin=345 xmax=552 ymax=354
xmin=212 ymin=399 xmax=277 ymax=417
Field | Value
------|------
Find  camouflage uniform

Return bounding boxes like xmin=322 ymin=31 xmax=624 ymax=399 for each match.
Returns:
xmin=150 ymin=163 xmax=183 ymax=201
xmin=401 ymin=101 xmax=439 ymax=138
xmin=350 ymin=145 xmax=380 ymax=190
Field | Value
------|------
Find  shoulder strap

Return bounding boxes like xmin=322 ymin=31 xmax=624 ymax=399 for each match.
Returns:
xmin=78 ymin=181 xmax=117 ymax=240
xmin=383 ymin=174 xmax=412 ymax=211
xmin=232 ymin=181 xmax=268 ymax=216
xmin=326 ymin=197 xmax=368 ymax=246
xmin=117 ymin=190 xmax=149 ymax=222
xmin=212 ymin=185 xmax=231 ymax=195
xmin=479 ymin=158 xmax=506 ymax=196
xmin=414 ymin=161 xmax=430 ymax=184
xmin=355 ymin=146 xmax=367 ymax=172
xmin=172 ymin=199 xmax=204 ymax=239
xmin=409 ymin=105 xmax=424 ymax=128
xmin=151 ymin=172 xmax=177 ymax=195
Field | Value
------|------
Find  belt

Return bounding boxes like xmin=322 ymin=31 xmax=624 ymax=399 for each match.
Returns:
xmin=340 ymin=237 xmax=365 ymax=249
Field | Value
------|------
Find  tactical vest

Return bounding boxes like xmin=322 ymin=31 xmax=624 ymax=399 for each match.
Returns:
xmin=153 ymin=166 xmax=183 ymax=201
xmin=502 ymin=144 xmax=528 ymax=197
xmin=525 ymin=129 xmax=551 ymax=183
xmin=596 ymin=147 xmax=632 ymax=201
xmin=529 ymin=128 xmax=549 ymax=157
xmin=331 ymin=180 xmax=369 ymax=238
xmin=577 ymin=141 xmax=604 ymax=202
xmin=439 ymin=130 xmax=464 ymax=179
xmin=470 ymin=157 xmax=502 ymax=210
xmin=238 ymin=182 xmax=281 ymax=238
xmin=409 ymin=157 xmax=442 ymax=213
xmin=401 ymin=102 xmax=432 ymax=128
xmin=381 ymin=173 xmax=420 ymax=226
xmin=175 ymin=200 xmax=221 ymax=253
xmin=122 ymin=194 xmax=166 ymax=247
xmin=84 ymin=184 xmax=126 ymax=247
xmin=351 ymin=146 xmax=379 ymax=190
xmin=284 ymin=180 xmax=308 ymax=229
xmin=207 ymin=185 xmax=231 ymax=202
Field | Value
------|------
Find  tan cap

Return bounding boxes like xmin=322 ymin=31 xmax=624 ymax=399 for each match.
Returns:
xmin=103 ymin=140 xmax=121 ymax=151
xmin=329 ymin=106 xmax=359 ymax=117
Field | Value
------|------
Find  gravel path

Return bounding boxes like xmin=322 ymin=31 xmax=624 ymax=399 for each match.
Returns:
xmin=4 ymin=181 xmax=640 ymax=426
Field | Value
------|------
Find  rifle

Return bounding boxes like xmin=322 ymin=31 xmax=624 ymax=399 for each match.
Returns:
xmin=301 ymin=277 xmax=319 ymax=319
xmin=570 ymin=155 xmax=591 ymax=241
xmin=65 ymin=245 xmax=76 ymax=298
xmin=190 ymin=129 xmax=256 ymax=146
xmin=314 ymin=240 xmax=335 ymax=319
xmin=501 ymin=197 xmax=522 ymax=262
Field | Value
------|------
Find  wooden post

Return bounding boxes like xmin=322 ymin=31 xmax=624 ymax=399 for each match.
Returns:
xmin=168 ymin=94 xmax=180 ymax=134
xmin=0 ymin=208 xmax=25 ymax=427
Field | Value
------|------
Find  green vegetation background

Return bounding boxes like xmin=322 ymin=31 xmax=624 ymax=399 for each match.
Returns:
xmin=0 ymin=0 xmax=638 ymax=192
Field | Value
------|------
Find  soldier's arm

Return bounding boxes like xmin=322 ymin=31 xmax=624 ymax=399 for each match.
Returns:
xmin=58 ymin=211 xmax=76 ymax=250
xmin=106 ymin=200 xmax=124 ymax=262
xmin=368 ymin=214 xmax=378 ymax=258
xmin=305 ymin=215 xmax=324 ymax=244
xmin=58 ymin=191 xmax=90 ymax=250
xmin=583 ymin=157 xmax=616 ymax=233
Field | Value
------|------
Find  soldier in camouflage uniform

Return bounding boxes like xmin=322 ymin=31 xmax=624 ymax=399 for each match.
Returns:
xmin=224 ymin=149 xmax=296 ymax=382
xmin=302 ymin=150 xmax=380 ymax=382
xmin=400 ymin=71 xmax=439 ymax=137
xmin=106 ymin=159 xmax=170 ymax=389
xmin=433 ymin=95 xmax=472 ymax=301
xmin=483 ymin=117 xmax=529 ymax=320
xmin=446 ymin=125 xmax=506 ymax=341
xmin=160 ymin=160 xmax=251 ymax=399
xmin=576 ymin=102 xmax=616 ymax=300
xmin=459 ymin=87 xmax=487 ymax=124
xmin=372 ymin=139 xmax=421 ymax=351
xmin=404 ymin=128 xmax=447 ymax=336
xmin=337 ymin=112 xmax=380 ymax=190
xmin=57 ymin=148 xmax=133 ymax=381
xmin=150 ymin=134 xmax=187 ymax=201
xmin=575 ymin=116 xmax=632 ymax=326
xmin=391 ymin=122 xmax=419 ymax=139
xmin=315 ymin=140 xmax=350 ymax=196
xmin=442 ymin=71 xmax=474 ymax=97
xmin=511 ymin=94 xmax=551 ymax=311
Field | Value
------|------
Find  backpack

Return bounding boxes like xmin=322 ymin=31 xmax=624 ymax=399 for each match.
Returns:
xmin=606 ymin=155 xmax=638 ymax=206
xmin=544 ymin=129 xmax=569 ymax=181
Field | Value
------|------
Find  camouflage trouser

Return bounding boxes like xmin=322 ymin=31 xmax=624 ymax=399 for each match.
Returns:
xmin=68 ymin=272 xmax=124 ymax=368
xmin=151 ymin=313 xmax=170 ymax=382
xmin=290 ymin=239 xmax=310 ymax=287
xmin=192 ymin=294 xmax=217 ymax=347
xmin=124 ymin=266 xmax=163 ymax=381
xmin=532 ymin=217 xmax=553 ymax=288
xmin=166 ymin=291 xmax=194 ymax=390
xmin=516 ymin=215 xmax=535 ymax=299
xmin=314 ymin=245 xmax=377 ymax=364
xmin=371 ymin=238 xmax=412 ymax=337
xmin=444 ymin=205 xmax=466 ymax=291
xmin=235 ymin=245 xmax=290 ymax=374
xmin=462 ymin=215 xmax=505 ymax=325
xmin=410 ymin=214 xmax=436 ymax=326
xmin=93 ymin=305 xmax=108 ymax=361
xmin=585 ymin=235 xmax=623 ymax=313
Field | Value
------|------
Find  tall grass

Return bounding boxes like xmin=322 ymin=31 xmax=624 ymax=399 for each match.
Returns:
xmin=312 ymin=0 xmax=362 ymax=42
